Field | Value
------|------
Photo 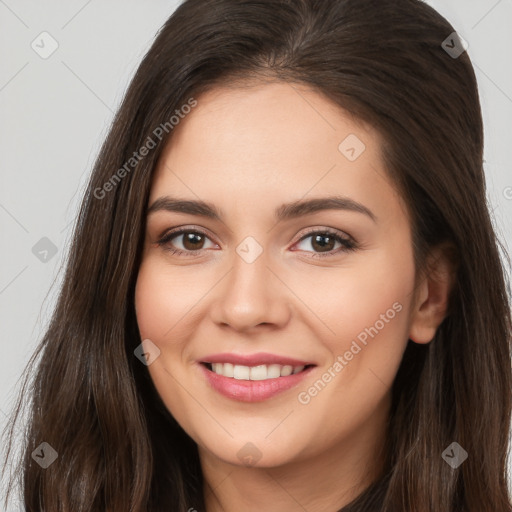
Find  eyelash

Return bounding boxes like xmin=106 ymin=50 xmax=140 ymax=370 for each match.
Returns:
xmin=155 ymin=227 xmax=358 ymax=259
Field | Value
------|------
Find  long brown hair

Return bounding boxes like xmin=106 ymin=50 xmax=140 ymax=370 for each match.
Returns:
xmin=3 ymin=0 xmax=511 ymax=510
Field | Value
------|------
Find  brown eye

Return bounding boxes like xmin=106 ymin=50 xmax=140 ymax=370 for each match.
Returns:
xmin=181 ymin=231 xmax=206 ymax=250
xmin=293 ymin=229 xmax=357 ymax=259
xmin=157 ymin=228 xmax=217 ymax=256
xmin=310 ymin=233 xmax=337 ymax=252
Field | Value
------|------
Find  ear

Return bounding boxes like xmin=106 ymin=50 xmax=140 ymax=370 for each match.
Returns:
xmin=409 ymin=242 xmax=458 ymax=344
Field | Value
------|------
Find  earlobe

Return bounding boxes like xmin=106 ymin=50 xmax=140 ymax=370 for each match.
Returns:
xmin=408 ymin=242 xmax=458 ymax=345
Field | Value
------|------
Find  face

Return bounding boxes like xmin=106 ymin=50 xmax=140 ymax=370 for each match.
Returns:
xmin=135 ymin=80 xmax=419 ymax=470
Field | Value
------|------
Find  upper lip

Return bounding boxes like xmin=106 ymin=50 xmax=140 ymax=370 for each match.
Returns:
xmin=200 ymin=352 xmax=316 ymax=367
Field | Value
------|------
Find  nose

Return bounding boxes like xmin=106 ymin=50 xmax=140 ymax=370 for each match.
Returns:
xmin=209 ymin=248 xmax=292 ymax=332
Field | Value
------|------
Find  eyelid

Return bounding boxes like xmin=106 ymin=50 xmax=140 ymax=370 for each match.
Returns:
xmin=155 ymin=226 xmax=218 ymax=251
xmin=295 ymin=226 xmax=353 ymax=243
xmin=156 ymin=225 xmax=213 ymax=242
xmin=292 ymin=227 xmax=357 ymax=258
xmin=155 ymin=225 xmax=358 ymax=258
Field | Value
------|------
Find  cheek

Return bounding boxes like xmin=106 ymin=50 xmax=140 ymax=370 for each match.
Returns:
xmin=292 ymin=259 xmax=414 ymax=449
xmin=134 ymin=269 xmax=160 ymax=341
xmin=133 ymin=260 xmax=193 ymax=385
xmin=134 ymin=260 xmax=199 ymax=427
xmin=312 ymin=250 xmax=413 ymax=345
xmin=313 ymin=247 xmax=415 ymax=393
xmin=135 ymin=264 xmax=170 ymax=342
xmin=135 ymin=258 xmax=201 ymax=342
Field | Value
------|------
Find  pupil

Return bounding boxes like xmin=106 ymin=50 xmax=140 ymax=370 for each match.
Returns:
xmin=180 ymin=233 xmax=335 ymax=252
xmin=183 ymin=232 xmax=203 ymax=250
xmin=313 ymin=234 xmax=334 ymax=252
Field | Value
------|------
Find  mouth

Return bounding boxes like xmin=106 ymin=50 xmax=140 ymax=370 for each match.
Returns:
xmin=201 ymin=362 xmax=315 ymax=380
xmin=198 ymin=359 xmax=317 ymax=402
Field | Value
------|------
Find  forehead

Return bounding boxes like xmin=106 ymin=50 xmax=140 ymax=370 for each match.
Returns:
xmin=149 ymin=81 xmax=407 ymax=226
xmin=162 ymin=80 xmax=378 ymax=165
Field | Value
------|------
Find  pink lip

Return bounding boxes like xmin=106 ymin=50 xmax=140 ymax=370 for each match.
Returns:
xmin=200 ymin=352 xmax=315 ymax=367
xmin=197 ymin=361 xmax=316 ymax=403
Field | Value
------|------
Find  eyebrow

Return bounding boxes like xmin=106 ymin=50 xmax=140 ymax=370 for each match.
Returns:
xmin=147 ymin=195 xmax=377 ymax=223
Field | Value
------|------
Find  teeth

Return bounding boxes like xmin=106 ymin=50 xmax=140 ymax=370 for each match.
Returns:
xmin=250 ymin=365 xmax=268 ymax=381
xmin=223 ymin=362 xmax=234 ymax=377
xmin=280 ymin=365 xmax=293 ymax=377
xmin=267 ymin=364 xmax=281 ymax=379
xmin=208 ymin=363 xmax=307 ymax=380
xmin=233 ymin=365 xmax=250 ymax=380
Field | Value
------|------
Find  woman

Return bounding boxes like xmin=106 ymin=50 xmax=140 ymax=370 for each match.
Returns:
xmin=3 ymin=0 xmax=511 ymax=510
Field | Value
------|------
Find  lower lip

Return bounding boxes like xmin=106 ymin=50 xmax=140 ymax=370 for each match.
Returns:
xmin=198 ymin=363 xmax=315 ymax=402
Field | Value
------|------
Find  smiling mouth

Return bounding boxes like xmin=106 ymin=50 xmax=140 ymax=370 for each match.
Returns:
xmin=201 ymin=362 xmax=315 ymax=380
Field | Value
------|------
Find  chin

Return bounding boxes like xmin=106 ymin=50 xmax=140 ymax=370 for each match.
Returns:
xmin=196 ymin=429 xmax=310 ymax=469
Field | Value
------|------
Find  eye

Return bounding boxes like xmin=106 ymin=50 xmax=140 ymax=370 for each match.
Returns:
xmin=156 ymin=228 xmax=217 ymax=257
xmin=292 ymin=228 xmax=357 ymax=259
xmin=156 ymin=226 xmax=358 ymax=259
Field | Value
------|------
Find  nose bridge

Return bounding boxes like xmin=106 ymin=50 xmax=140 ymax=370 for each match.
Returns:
xmin=212 ymin=235 xmax=290 ymax=329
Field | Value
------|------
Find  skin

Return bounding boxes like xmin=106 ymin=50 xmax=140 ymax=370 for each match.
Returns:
xmin=134 ymin=80 xmax=455 ymax=512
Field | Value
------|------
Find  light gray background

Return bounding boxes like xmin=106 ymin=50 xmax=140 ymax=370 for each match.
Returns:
xmin=1 ymin=0 xmax=511 ymax=509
